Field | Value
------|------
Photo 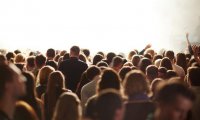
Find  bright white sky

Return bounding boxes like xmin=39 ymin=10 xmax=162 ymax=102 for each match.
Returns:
xmin=0 ymin=0 xmax=200 ymax=55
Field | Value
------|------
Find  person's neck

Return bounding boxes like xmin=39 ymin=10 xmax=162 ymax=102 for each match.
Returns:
xmin=0 ymin=96 xmax=16 ymax=119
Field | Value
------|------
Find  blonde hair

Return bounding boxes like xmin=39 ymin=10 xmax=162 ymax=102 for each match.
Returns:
xmin=52 ymin=92 xmax=82 ymax=120
xmin=37 ymin=66 xmax=54 ymax=85
xmin=123 ymin=70 xmax=149 ymax=97
xmin=14 ymin=53 xmax=25 ymax=63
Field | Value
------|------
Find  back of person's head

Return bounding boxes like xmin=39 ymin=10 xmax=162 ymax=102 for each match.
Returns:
xmin=165 ymin=50 xmax=174 ymax=61
xmin=155 ymin=79 xmax=195 ymax=120
xmin=123 ymin=70 xmax=149 ymax=97
xmin=119 ymin=66 xmax=132 ymax=81
xmin=46 ymin=60 xmax=58 ymax=70
xmin=160 ymin=57 xmax=173 ymax=70
xmin=26 ymin=56 xmax=35 ymax=70
xmin=54 ymin=54 xmax=61 ymax=62
xmin=70 ymin=46 xmax=80 ymax=57
xmin=6 ymin=52 xmax=16 ymax=62
xmin=22 ymin=71 xmax=36 ymax=99
xmin=59 ymin=50 xmax=67 ymax=56
xmin=96 ymin=61 xmax=109 ymax=67
xmin=144 ymin=48 xmax=155 ymax=57
xmin=144 ymin=53 xmax=152 ymax=60
xmin=123 ymin=62 xmax=133 ymax=67
xmin=150 ymin=78 xmax=164 ymax=96
xmin=47 ymin=71 xmax=65 ymax=92
xmin=82 ymin=49 xmax=90 ymax=57
xmin=52 ymin=92 xmax=81 ymax=120
xmin=35 ymin=54 xmax=47 ymax=68
xmin=158 ymin=67 xmax=167 ymax=79
xmin=93 ymin=54 xmax=104 ymax=65
xmin=63 ymin=53 xmax=70 ymax=61
xmin=37 ymin=66 xmax=54 ymax=85
xmin=86 ymin=66 xmax=101 ymax=81
xmin=97 ymin=69 xmax=121 ymax=93
xmin=0 ymin=64 xmax=26 ymax=100
xmin=14 ymin=53 xmax=25 ymax=63
xmin=97 ymin=51 xmax=105 ymax=58
xmin=0 ymin=54 xmax=7 ymax=65
xmin=111 ymin=56 xmax=123 ymax=68
xmin=188 ymin=67 xmax=200 ymax=86
xmin=166 ymin=70 xmax=178 ymax=79
xmin=14 ymin=101 xmax=38 ymax=120
xmin=139 ymin=58 xmax=152 ymax=73
xmin=156 ymin=78 xmax=195 ymax=102
xmin=176 ymin=53 xmax=187 ymax=73
xmin=14 ymin=50 xmax=21 ymax=55
xmin=128 ymin=50 xmax=137 ymax=61
xmin=153 ymin=55 xmax=163 ymax=63
xmin=146 ymin=65 xmax=158 ymax=82
xmin=96 ymin=89 xmax=124 ymax=120
xmin=79 ymin=53 xmax=87 ymax=63
xmin=106 ymin=52 xmax=116 ymax=64
xmin=46 ymin=48 xmax=56 ymax=59
xmin=131 ymin=55 xmax=140 ymax=67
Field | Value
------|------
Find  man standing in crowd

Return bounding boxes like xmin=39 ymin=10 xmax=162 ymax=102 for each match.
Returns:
xmin=59 ymin=46 xmax=88 ymax=92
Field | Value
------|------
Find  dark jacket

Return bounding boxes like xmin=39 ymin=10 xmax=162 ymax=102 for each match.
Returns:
xmin=58 ymin=57 xmax=88 ymax=92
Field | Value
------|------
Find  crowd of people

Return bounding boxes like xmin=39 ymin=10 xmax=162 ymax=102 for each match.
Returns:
xmin=0 ymin=33 xmax=200 ymax=120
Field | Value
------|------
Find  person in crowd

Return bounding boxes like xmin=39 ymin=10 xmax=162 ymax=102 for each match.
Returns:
xmin=123 ymin=70 xmax=155 ymax=120
xmin=82 ymin=48 xmax=91 ymax=63
xmin=46 ymin=48 xmax=56 ymax=61
xmin=76 ymin=71 xmax=89 ymax=98
xmin=46 ymin=60 xmax=58 ymax=70
xmin=159 ymin=57 xmax=173 ymax=70
xmin=148 ymin=78 xmax=195 ymax=120
xmin=6 ymin=52 xmax=16 ymax=63
xmin=119 ymin=66 xmax=132 ymax=82
xmin=127 ymin=50 xmax=137 ymax=61
xmin=165 ymin=50 xmax=185 ymax=79
xmin=176 ymin=53 xmax=187 ymax=74
xmin=96 ymin=61 xmax=109 ymax=67
xmin=111 ymin=56 xmax=124 ymax=72
xmin=81 ymin=66 xmax=101 ymax=109
xmin=43 ymin=71 xmax=70 ymax=120
xmin=34 ymin=54 xmax=47 ymax=77
xmin=158 ymin=67 xmax=167 ymax=79
xmin=146 ymin=65 xmax=158 ymax=83
xmin=150 ymin=78 xmax=164 ymax=100
xmin=14 ymin=53 xmax=26 ymax=71
xmin=93 ymin=54 xmax=104 ymax=65
xmin=0 ymin=64 xmax=26 ymax=120
xmin=0 ymin=54 xmax=7 ymax=65
xmin=131 ymin=55 xmax=141 ymax=68
xmin=85 ymin=68 xmax=122 ymax=119
xmin=187 ymin=67 xmax=200 ymax=120
xmin=139 ymin=58 xmax=152 ymax=74
xmin=95 ymin=89 xmax=124 ymax=120
xmin=14 ymin=101 xmax=39 ymax=120
xmin=52 ymin=92 xmax=82 ymax=120
xmin=102 ymin=52 xmax=116 ymax=65
xmin=79 ymin=53 xmax=87 ymax=63
xmin=59 ymin=46 xmax=88 ymax=92
xmin=36 ymin=66 xmax=55 ymax=98
xmin=20 ymin=71 xmax=44 ymax=120
xmin=26 ymin=56 xmax=35 ymax=72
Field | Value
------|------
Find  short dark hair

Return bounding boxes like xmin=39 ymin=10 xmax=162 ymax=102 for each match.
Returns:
xmin=96 ymin=61 xmax=109 ymax=67
xmin=86 ymin=66 xmax=101 ymax=80
xmin=96 ymin=89 xmax=123 ymax=120
xmin=70 ymin=46 xmax=80 ymax=56
xmin=26 ymin=56 xmax=35 ymax=68
xmin=35 ymin=54 xmax=46 ymax=68
xmin=82 ymin=49 xmax=90 ymax=57
xmin=165 ymin=50 xmax=174 ymax=61
xmin=188 ymin=67 xmax=200 ymax=86
xmin=119 ymin=66 xmax=132 ymax=81
xmin=46 ymin=48 xmax=56 ymax=58
xmin=46 ymin=60 xmax=58 ymax=70
xmin=106 ymin=52 xmax=116 ymax=64
xmin=155 ymin=80 xmax=195 ymax=104
xmin=146 ymin=65 xmax=158 ymax=81
xmin=6 ymin=52 xmax=16 ymax=61
xmin=160 ymin=57 xmax=173 ymax=70
xmin=112 ymin=56 xmax=123 ymax=67
xmin=93 ymin=54 xmax=104 ymax=65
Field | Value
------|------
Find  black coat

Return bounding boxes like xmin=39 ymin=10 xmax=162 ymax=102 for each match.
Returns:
xmin=58 ymin=57 xmax=88 ymax=92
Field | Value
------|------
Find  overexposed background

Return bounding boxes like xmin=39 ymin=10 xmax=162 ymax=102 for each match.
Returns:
xmin=0 ymin=0 xmax=200 ymax=55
